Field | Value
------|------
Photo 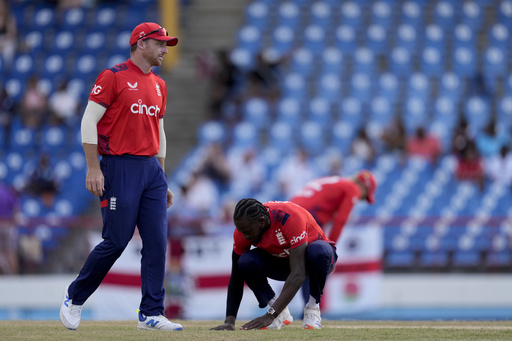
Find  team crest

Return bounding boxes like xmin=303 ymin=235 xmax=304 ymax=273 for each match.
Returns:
xmin=155 ymin=82 xmax=161 ymax=96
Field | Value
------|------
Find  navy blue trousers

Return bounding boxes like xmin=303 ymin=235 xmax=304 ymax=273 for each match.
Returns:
xmin=238 ymin=240 xmax=337 ymax=308
xmin=69 ymin=155 xmax=168 ymax=316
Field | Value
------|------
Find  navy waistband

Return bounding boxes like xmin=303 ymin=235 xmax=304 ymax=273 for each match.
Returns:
xmin=101 ymin=154 xmax=155 ymax=160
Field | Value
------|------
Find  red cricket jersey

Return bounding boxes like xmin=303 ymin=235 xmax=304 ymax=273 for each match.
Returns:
xmin=88 ymin=59 xmax=167 ymax=156
xmin=233 ymin=201 xmax=335 ymax=258
xmin=290 ymin=176 xmax=361 ymax=242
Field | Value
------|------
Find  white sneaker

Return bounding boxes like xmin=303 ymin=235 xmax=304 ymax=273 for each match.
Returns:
xmin=266 ymin=306 xmax=293 ymax=330
xmin=137 ymin=311 xmax=183 ymax=331
xmin=302 ymin=305 xmax=322 ymax=329
xmin=59 ymin=286 xmax=82 ymax=330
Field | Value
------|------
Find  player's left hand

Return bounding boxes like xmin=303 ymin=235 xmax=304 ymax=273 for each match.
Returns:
xmin=166 ymin=188 xmax=174 ymax=208
xmin=240 ymin=314 xmax=273 ymax=330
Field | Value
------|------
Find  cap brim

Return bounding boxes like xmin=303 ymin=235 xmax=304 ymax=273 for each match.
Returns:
xmin=155 ymin=36 xmax=178 ymax=46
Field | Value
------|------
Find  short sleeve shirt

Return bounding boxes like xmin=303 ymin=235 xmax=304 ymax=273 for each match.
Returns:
xmin=233 ymin=201 xmax=335 ymax=258
xmin=89 ymin=59 xmax=167 ymax=156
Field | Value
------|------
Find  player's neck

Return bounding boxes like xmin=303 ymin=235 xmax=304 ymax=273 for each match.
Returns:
xmin=130 ymin=55 xmax=152 ymax=74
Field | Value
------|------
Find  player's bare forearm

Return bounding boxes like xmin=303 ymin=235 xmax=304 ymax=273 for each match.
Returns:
xmin=271 ymin=243 xmax=307 ymax=315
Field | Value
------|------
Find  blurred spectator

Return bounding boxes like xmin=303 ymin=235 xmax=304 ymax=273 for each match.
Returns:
xmin=350 ymin=126 xmax=377 ymax=163
xmin=245 ymin=50 xmax=283 ymax=99
xmin=48 ymin=79 xmax=81 ymax=128
xmin=226 ymin=147 xmax=265 ymax=197
xmin=198 ymin=142 xmax=231 ymax=189
xmin=276 ymin=148 xmax=317 ymax=199
xmin=455 ymin=140 xmax=485 ymax=191
xmin=0 ymin=86 xmax=15 ymax=136
xmin=18 ymin=229 xmax=43 ymax=274
xmin=24 ymin=153 xmax=59 ymax=208
xmin=380 ymin=114 xmax=407 ymax=155
xmin=0 ymin=180 xmax=20 ymax=274
xmin=169 ymin=171 xmax=220 ymax=236
xmin=485 ymin=145 xmax=512 ymax=187
xmin=406 ymin=126 xmax=442 ymax=164
xmin=451 ymin=115 xmax=473 ymax=158
xmin=475 ymin=118 xmax=507 ymax=159
xmin=205 ymin=49 xmax=239 ymax=120
xmin=19 ymin=76 xmax=49 ymax=129
xmin=0 ymin=0 xmax=17 ymax=69
xmin=202 ymin=199 xmax=237 ymax=235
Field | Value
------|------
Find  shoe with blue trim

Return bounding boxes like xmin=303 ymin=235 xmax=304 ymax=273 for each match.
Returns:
xmin=302 ymin=306 xmax=322 ymax=329
xmin=59 ymin=285 xmax=82 ymax=330
xmin=137 ymin=311 xmax=183 ymax=331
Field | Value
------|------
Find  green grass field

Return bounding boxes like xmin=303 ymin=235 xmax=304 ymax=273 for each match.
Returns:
xmin=1 ymin=320 xmax=512 ymax=341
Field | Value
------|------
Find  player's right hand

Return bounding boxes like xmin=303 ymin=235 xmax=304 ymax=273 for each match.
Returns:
xmin=85 ymin=167 xmax=105 ymax=196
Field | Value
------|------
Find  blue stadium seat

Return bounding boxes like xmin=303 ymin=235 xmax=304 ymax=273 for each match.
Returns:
xmin=83 ymin=31 xmax=108 ymax=55
xmin=299 ymin=121 xmax=325 ymax=156
xmin=309 ymin=1 xmax=332 ymax=28
xmin=453 ymin=24 xmax=477 ymax=50
xmin=365 ymin=24 xmax=388 ymax=54
xmin=244 ymin=1 xmax=269 ymax=28
xmin=4 ymin=77 xmax=25 ymax=102
xmin=282 ymin=73 xmax=307 ymax=99
xmin=386 ymin=251 xmax=416 ymax=268
xmin=289 ymin=48 xmax=314 ymax=77
xmin=369 ymin=96 xmax=393 ymax=129
xmin=232 ymin=121 xmax=259 ymax=149
xmin=452 ymin=250 xmax=481 ymax=268
xmin=302 ymin=25 xmax=326 ymax=54
xmin=242 ymin=97 xmax=270 ymax=131
xmin=461 ymin=1 xmax=483 ymax=30
xmin=316 ymin=73 xmax=342 ymax=103
xmin=433 ymin=1 xmax=459 ymax=28
xmin=13 ymin=53 xmax=35 ymax=80
xmin=349 ymin=73 xmax=372 ymax=103
xmin=236 ymin=25 xmax=262 ymax=53
xmin=230 ymin=48 xmax=255 ymax=71
xmin=340 ymin=1 xmax=363 ymax=29
xmin=335 ymin=25 xmax=357 ymax=53
xmin=377 ymin=72 xmax=400 ymax=103
xmin=21 ymin=30 xmax=45 ymax=55
xmin=276 ymin=1 xmax=301 ymax=29
xmin=320 ymin=47 xmax=343 ymax=74
xmin=465 ymin=96 xmax=490 ymax=135
xmin=482 ymin=47 xmax=507 ymax=80
xmin=400 ymin=1 xmax=424 ymax=27
xmin=497 ymin=96 xmax=512 ymax=129
xmin=41 ymin=124 xmax=68 ymax=153
xmin=420 ymin=47 xmax=444 ymax=76
xmin=308 ymin=97 xmax=332 ymax=129
xmin=498 ymin=0 xmax=512 ymax=24
xmin=29 ymin=6 xmax=56 ymax=31
xmin=419 ymin=251 xmax=449 ymax=268
xmin=272 ymin=25 xmax=296 ymax=55
xmin=339 ymin=97 xmax=363 ymax=128
xmin=402 ymin=97 xmax=428 ymax=134
xmin=276 ymin=97 xmax=302 ymax=130
xmin=389 ymin=47 xmax=413 ymax=77
xmin=370 ymin=1 xmax=394 ymax=28
xmin=406 ymin=73 xmax=430 ymax=100
xmin=395 ymin=24 xmax=418 ymax=52
xmin=268 ymin=120 xmax=295 ymax=153
xmin=40 ymin=54 xmax=67 ymax=79
xmin=432 ymin=96 xmax=458 ymax=132
xmin=439 ymin=72 xmax=464 ymax=102
xmin=197 ymin=121 xmax=225 ymax=146
xmin=424 ymin=24 xmax=446 ymax=50
xmin=331 ymin=121 xmax=357 ymax=154
xmin=487 ymin=23 xmax=510 ymax=50
xmin=60 ymin=7 xmax=87 ymax=30
xmin=353 ymin=47 xmax=376 ymax=75
xmin=51 ymin=30 xmax=76 ymax=54
xmin=94 ymin=4 xmax=118 ymax=30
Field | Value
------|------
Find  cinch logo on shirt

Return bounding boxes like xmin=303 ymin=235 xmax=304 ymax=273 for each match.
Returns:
xmin=290 ymin=231 xmax=307 ymax=245
xmin=130 ymin=99 xmax=161 ymax=116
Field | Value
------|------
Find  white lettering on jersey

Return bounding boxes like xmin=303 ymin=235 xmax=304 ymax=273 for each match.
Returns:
xmin=91 ymin=84 xmax=102 ymax=95
xmin=130 ymin=99 xmax=161 ymax=116
xmin=290 ymin=230 xmax=307 ymax=245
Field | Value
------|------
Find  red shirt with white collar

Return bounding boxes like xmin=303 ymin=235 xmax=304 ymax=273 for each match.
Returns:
xmin=233 ymin=201 xmax=335 ymax=258
xmin=89 ymin=59 xmax=167 ymax=156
